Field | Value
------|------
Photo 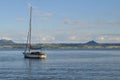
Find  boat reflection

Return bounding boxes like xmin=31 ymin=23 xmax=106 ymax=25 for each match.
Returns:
xmin=24 ymin=59 xmax=46 ymax=79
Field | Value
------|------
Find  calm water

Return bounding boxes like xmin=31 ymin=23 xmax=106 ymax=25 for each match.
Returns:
xmin=0 ymin=50 xmax=120 ymax=80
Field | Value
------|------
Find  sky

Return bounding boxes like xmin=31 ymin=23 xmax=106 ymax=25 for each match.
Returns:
xmin=0 ymin=0 xmax=120 ymax=43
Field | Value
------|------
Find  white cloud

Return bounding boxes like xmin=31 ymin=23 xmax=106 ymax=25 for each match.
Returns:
xmin=98 ymin=36 xmax=105 ymax=41
xmin=68 ymin=36 xmax=77 ymax=40
xmin=68 ymin=34 xmax=120 ymax=43
xmin=0 ymin=31 xmax=28 ymax=43
xmin=1 ymin=36 xmax=11 ymax=40
xmin=97 ymin=34 xmax=120 ymax=43
xmin=40 ymin=35 xmax=55 ymax=41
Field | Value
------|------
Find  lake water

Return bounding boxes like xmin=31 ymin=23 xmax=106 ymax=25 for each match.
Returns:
xmin=0 ymin=50 xmax=120 ymax=80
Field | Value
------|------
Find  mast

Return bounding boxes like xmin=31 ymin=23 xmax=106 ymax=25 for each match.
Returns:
xmin=24 ymin=6 xmax=32 ymax=53
xmin=28 ymin=6 xmax=32 ymax=53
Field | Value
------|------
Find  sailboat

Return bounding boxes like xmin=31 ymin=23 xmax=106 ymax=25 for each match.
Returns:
xmin=23 ymin=6 xmax=46 ymax=59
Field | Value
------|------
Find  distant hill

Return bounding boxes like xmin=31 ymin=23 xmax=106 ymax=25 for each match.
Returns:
xmin=0 ymin=39 xmax=15 ymax=45
xmin=85 ymin=40 xmax=98 ymax=45
xmin=0 ymin=39 xmax=120 ymax=49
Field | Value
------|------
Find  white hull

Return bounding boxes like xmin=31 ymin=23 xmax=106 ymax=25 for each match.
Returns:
xmin=23 ymin=52 xmax=46 ymax=59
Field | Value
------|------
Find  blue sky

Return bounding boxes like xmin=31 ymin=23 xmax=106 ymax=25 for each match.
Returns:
xmin=0 ymin=0 xmax=120 ymax=43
